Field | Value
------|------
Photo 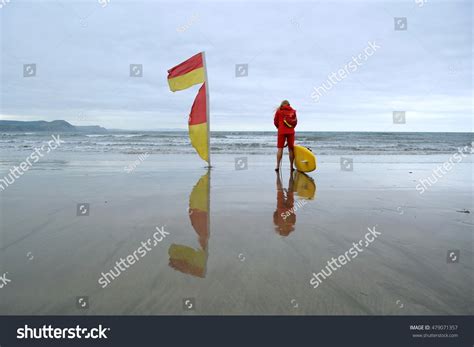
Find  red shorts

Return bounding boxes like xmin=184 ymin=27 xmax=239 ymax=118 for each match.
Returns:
xmin=277 ymin=133 xmax=295 ymax=149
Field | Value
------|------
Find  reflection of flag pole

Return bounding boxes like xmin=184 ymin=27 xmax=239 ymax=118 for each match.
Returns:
xmin=202 ymin=52 xmax=211 ymax=168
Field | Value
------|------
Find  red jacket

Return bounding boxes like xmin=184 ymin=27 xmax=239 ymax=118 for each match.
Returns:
xmin=274 ymin=105 xmax=297 ymax=135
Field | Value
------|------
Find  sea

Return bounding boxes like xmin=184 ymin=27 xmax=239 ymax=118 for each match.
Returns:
xmin=0 ymin=131 xmax=472 ymax=156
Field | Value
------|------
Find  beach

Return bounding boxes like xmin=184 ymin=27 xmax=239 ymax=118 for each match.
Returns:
xmin=0 ymin=135 xmax=472 ymax=315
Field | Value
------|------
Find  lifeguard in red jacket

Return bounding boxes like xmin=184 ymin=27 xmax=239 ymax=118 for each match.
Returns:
xmin=274 ymin=100 xmax=297 ymax=171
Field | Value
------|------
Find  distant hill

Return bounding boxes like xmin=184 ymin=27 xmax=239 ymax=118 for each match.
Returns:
xmin=0 ymin=120 xmax=107 ymax=133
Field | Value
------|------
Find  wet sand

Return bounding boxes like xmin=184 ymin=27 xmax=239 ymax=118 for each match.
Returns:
xmin=0 ymin=152 xmax=472 ymax=315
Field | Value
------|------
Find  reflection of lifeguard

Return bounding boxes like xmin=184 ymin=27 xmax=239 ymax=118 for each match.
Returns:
xmin=273 ymin=171 xmax=316 ymax=237
xmin=168 ymin=171 xmax=210 ymax=278
xmin=273 ymin=172 xmax=296 ymax=236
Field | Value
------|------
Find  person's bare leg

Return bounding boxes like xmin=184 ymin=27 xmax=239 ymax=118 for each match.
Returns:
xmin=289 ymin=148 xmax=295 ymax=170
xmin=276 ymin=148 xmax=283 ymax=170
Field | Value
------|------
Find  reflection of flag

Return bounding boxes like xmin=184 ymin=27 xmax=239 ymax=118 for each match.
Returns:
xmin=167 ymin=52 xmax=210 ymax=164
xmin=187 ymin=171 xmax=209 ymax=249
xmin=169 ymin=172 xmax=210 ymax=278
xmin=168 ymin=246 xmax=207 ymax=277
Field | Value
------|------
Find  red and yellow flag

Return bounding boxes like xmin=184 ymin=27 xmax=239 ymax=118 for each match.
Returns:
xmin=167 ymin=52 xmax=209 ymax=163
xmin=188 ymin=83 xmax=208 ymax=162
xmin=167 ymin=52 xmax=205 ymax=92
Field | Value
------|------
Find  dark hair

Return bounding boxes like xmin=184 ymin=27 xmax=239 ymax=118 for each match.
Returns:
xmin=280 ymin=100 xmax=290 ymax=108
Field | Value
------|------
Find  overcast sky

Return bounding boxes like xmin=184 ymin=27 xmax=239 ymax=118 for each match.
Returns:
xmin=1 ymin=0 xmax=472 ymax=131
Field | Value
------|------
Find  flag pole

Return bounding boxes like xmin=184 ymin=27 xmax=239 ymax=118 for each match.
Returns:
xmin=202 ymin=53 xmax=211 ymax=272
xmin=201 ymin=54 xmax=211 ymax=275
xmin=202 ymin=51 xmax=211 ymax=168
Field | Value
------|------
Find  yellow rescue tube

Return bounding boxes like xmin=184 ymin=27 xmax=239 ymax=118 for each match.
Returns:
xmin=293 ymin=145 xmax=317 ymax=172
